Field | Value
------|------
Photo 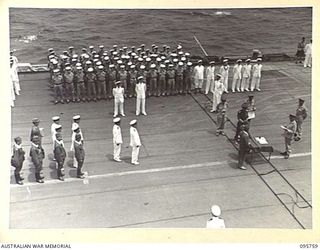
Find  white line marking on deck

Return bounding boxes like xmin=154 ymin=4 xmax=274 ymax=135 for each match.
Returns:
xmin=11 ymin=152 xmax=311 ymax=188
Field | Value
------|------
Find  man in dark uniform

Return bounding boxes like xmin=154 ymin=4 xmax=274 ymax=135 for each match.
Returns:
xmin=107 ymin=64 xmax=117 ymax=100
xmin=148 ymin=64 xmax=158 ymax=96
xmin=216 ymin=95 xmax=228 ymax=136
xmin=30 ymin=118 xmax=44 ymax=145
xmin=234 ymin=103 xmax=249 ymax=142
xmin=74 ymin=66 xmax=86 ymax=102
xmin=175 ymin=62 xmax=184 ymax=95
xmin=63 ymin=66 xmax=75 ymax=103
xmin=128 ymin=65 xmax=138 ymax=98
xmin=52 ymin=69 xmax=64 ymax=104
xmin=85 ymin=67 xmax=97 ymax=102
xmin=158 ymin=64 xmax=167 ymax=96
xmin=30 ymin=135 xmax=45 ymax=183
xmin=295 ymin=98 xmax=308 ymax=141
xmin=183 ymin=62 xmax=193 ymax=94
xmin=238 ymin=125 xmax=251 ymax=170
xmin=96 ymin=65 xmax=107 ymax=100
xmin=280 ymin=114 xmax=297 ymax=159
xmin=11 ymin=137 xmax=25 ymax=185
xmin=74 ymin=134 xmax=85 ymax=178
xmin=166 ymin=64 xmax=176 ymax=96
xmin=53 ymin=132 xmax=66 ymax=181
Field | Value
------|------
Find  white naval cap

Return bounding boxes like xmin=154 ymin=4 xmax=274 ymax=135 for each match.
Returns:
xmin=65 ymin=66 xmax=71 ymax=70
xmin=197 ymin=59 xmax=202 ymax=63
xmin=236 ymin=59 xmax=242 ymax=63
xmin=178 ymin=51 xmax=184 ymax=55
xmin=87 ymin=67 xmax=94 ymax=72
xmin=98 ymin=65 xmax=104 ymax=70
xmin=72 ymin=123 xmax=79 ymax=131
xmin=76 ymin=66 xmax=83 ymax=70
xmin=138 ymin=58 xmax=143 ymax=62
xmin=127 ymin=61 xmax=133 ymax=66
xmin=161 ymin=56 xmax=166 ymax=60
xmin=89 ymin=45 xmax=94 ymax=49
xmin=113 ymin=117 xmax=121 ymax=123
xmin=73 ymin=115 xmax=81 ymax=120
xmin=52 ymin=116 xmax=60 ymax=121
xmin=109 ymin=64 xmax=115 ymax=68
xmin=85 ymin=61 xmax=92 ymax=65
xmin=52 ymin=60 xmax=59 ymax=65
xmin=137 ymin=76 xmax=144 ymax=80
xmin=130 ymin=119 xmax=137 ymax=125
xmin=120 ymin=65 xmax=125 ymax=68
xmin=117 ymin=60 xmax=123 ymax=64
xmin=99 ymin=45 xmax=104 ymax=48
xmin=223 ymin=59 xmax=228 ymax=63
xmin=170 ymin=53 xmax=178 ymax=57
xmin=181 ymin=57 xmax=186 ymax=61
xmin=173 ymin=58 xmax=179 ymax=62
xmin=177 ymin=44 xmax=182 ymax=49
xmin=104 ymin=56 xmax=110 ymax=61
xmin=96 ymin=61 xmax=102 ymax=65
xmin=130 ymin=65 xmax=136 ymax=69
xmin=150 ymin=64 xmax=156 ymax=68
xmin=257 ymin=58 xmax=262 ymax=61
xmin=211 ymin=205 xmax=221 ymax=217
xmin=245 ymin=58 xmax=251 ymax=62
xmin=178 ymin=62 xmax=183 ymax=66
xmin=146 ymin=57 xmax=151 ymax=62
xmin=140 ymin=65 xmax=146 ymax=69
xmin=53 ymin=68 xmax=60 ymax=73
xmin=160 ymin=64 xmax=166 ymax=68
xmin=184 ymin=52 xmax=190 ymax=56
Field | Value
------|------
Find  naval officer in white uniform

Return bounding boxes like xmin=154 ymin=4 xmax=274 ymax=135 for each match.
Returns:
xmin=251 ymin=58 xmax=262 ymax=91
xmin=130 ymin=119 xmax=141 ymax=165
xmin=231 ymin=59 xmax=242 ymax=92
xmin=113 ymin=80 xmax=125 ymax=117
xmin=113 ymin=117 xmax=123 ymax=162
xmin=241 ymin=59 xmax=252 ymax=92
xmin=205 ymin=61 xmax=215 ymax=95
xmin=219 ymin=59 xmax=229 ymax=93
xmin=135 ymin=76 xmax=147 ymax=116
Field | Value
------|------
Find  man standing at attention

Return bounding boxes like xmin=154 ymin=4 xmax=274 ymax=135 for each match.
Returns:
xmin=232 ymin=59 xmax=242 ymax=92
xmin=280 ymin=114 xmax=297 ymax=159
xmin=113 ymin=117 xmax=123 ymax=162
xmin=130 ymin=120 xmax=142 ymax=165
xmin=238 ymin=125 xmax=251 ymax=170
xmin=193 ymin=60 xmax=204 ymax=94
xmin=219 ymin=59 xmax=229 ymax=93
xmin=136 ymin=76 xmax=147 ymax=116
xmin=251 ymin=58 xmax=262 ymax=91
xmin=205 ymin=61 xmax=215 ymax=95
xmin=295 ymin=98 xmax=308 ymax=141
xmin=113 ymin=81 xmax=125 ymax=117
xmin=304 ymin=39 xmax=312 ymax=68
xmin=241 ymin=59 xmax=252 ymax=92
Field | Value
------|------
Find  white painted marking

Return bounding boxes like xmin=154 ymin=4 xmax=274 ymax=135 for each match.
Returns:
xmin=11 ymin=152 xmax=311 ymax=188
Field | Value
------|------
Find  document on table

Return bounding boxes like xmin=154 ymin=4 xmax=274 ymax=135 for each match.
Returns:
xmin=255 ymin=136 xmax=268 ymax=145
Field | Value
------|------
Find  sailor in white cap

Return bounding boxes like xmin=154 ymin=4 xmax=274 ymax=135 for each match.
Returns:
xmin=175 ymin=62 xmax=184 ymax=95
xmin=219 ymin=59 xmax=230 ymax=93
xmin=113 ymin=81 xmax=125 ymax=117
xmin=51 ymin=116 xmax=61 ymax=150
xmin=183 ymin=62 xmax=193 ymax=94
xmin=241 ymin=59 xmax=252 ymax=92
xmin=211 ymin=74 xmax=226 ymax=113
xmin=232 ymin=59 xmax=243 ymax=92
xmin=70 ymin=122 xmax=83 ymax=168
xmin=148 ymin=64 xmax=158 ymax=96
xmin=113 ymin=117 xmax=123 ymax=162
xmin=193 ymin=60 xmax=204 ymax=93
xmin=129 ymin=120 xmax=141 ymax=165
xmin=206 ymin=205 xmax=225 ymax=228
xmin=136 ymin=76 xmax=147 ymax=116
xmin=63 ymin=66 xmax=75 ymax=103
xmin=118 ymin=64 xmax=128 ymax=97
xmin=251 ymin=58 xmax=262 ymax=91
xmin=52 ymin=68 xmax=64 ymax=104
xmin=86 ymin=67 xmax=97 ymax=101
xmin=158 ymin=64 xmax=167 ymax=96
xmin=205 ymin=61 xmax=215 ymax=95
xmin=166 ymin=64 xmax=176 ymax=95
xmin=96 ymin=65 xmax=107 ymax=100
xmin=70 ymin=115 xmax=83 ymax=151
xmin=128 ymin=65 xmax=138 ymax=98
xmin=107 ymin=64 xmax=117 ymax=99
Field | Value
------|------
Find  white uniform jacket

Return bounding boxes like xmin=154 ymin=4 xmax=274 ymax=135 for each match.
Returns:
xmin=252 ymin=64 xmax=262 ymax=77
xmin=233 ymin=64 xmax=242 ymax=79
xmin=194 ymin=65 xmax=204 ymax=80
xmin=113 ymin=87 xmax=124 ymax=102
xmin=136 ymin=83 xmax=146 ymax=98
xmin=242 ymin=64 xmax=252 ymax=78
xmin=113 ymin=125 xmax=123 ymax=144
xmin=130 ymin=127 xmax=141 ymax=147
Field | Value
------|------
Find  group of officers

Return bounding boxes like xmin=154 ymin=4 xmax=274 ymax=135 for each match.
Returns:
xmin=10 ymin=114 xmax=143 ymax=185
xmin=47 ymin=43 xmax=264 ymax=117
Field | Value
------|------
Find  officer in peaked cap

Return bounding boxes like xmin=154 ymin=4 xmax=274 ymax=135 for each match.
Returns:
xmin=30 ymin=118 xmax=44 ymax=145
xmin=129 ymin=119 xmax=141 ymax=165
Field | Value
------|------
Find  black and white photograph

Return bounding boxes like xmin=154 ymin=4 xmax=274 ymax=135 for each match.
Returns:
xmin=6 ymin=1 xmax=316 ymax=238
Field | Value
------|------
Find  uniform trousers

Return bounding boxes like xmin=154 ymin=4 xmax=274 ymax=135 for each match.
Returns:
xmin=251 ymin=76 xmax=261 ymax=90
xmin=238 ymin=149 xmax=248 ymax=168
xmin=54 ymin=84 xmax=64 ymax=102
xmin=114 ymin=99 xmax=124 ymax=116
xmin=87 ymin=81 xmax=96 ymax=99
xmin=150 ymin=78 xmax=158 ymax=95
xmin=64 ymin=83 xmax=74 ymax=100
xmin=113 ymin=143 xmax=121 ymax=160
xmin=184 ymin=77 xmax=192 ymax=93
xmin=285 ymin=137 xmax=293 ymax=154
xmin=56 ymin=161 xmax=65 ymax=177
xmin=212 ymin=92 xmax=222 ymax=111
xmin=241 ymin=77 xmax=250 ymax=91
xmin=194 ymin=78 xmax=203 ymax=89
xmin=304 ymin=53 xmax=312 ymax=67
xmin=205 ymin=78 xmax=214 ymax=94
xmin=221 ymin=76 xmax=228 ymax=91
xmin=131 ymin=146 xmax=140 ymax=163
xmin=76 ymin=82 xmax=86 ymax=100
xmin=97 ymin=81 xmax=107 ymax=98
xmin=232 ymin=77 xmax=241 ymax=91
xmin=167 ymin=79 xmax=175 ymax=95
xmin=136 ymin=97 xmax=146 ymax=115
xmin=159 ymin=77 xmax=166 ymax=95
xmin=296 ymin=118 xmax=303 ymax=139
xmin=216 ymin=113 xmax=226 ymax=132
xmin=176 ymin=76 xmax=183 ymax=93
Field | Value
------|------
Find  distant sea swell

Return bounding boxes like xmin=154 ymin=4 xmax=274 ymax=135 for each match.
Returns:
xmin=9 ymin=8 xmax=312 ymax=64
